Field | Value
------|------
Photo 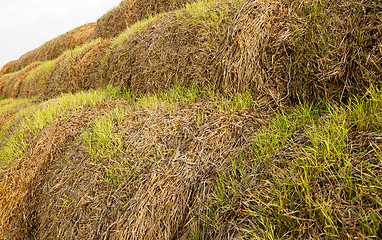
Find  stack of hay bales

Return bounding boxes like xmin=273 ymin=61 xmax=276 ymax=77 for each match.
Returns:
xmin=93 ymin=0 xmax=195 ymax=39
xmin=3 ymin=23 xmax=96 ymax=75
xmin=1 ymin=0 xmax=380 ymax=103
xmin=40 ymin=39 xmax=102 ymax=99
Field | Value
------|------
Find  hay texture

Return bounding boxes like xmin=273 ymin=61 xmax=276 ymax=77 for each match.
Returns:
xmin=71 ymin=39 xmax=113 ymax=91
xmin=93 ymin=0 xmax=195 ymax=39
xmin=0 ymin=102 xmax=118 ymax=239
xmin=0 ymin=63 xmax=42 ymax=98
xmin=101 ymin=0 xmax=238 ymax=94
xmin=216 ymin=0 xmax=382 ymax=103
xmin=0 ymin=98 xmax=263 ymax=239
xmin=39 ymin=40 xmax=101 ymax=99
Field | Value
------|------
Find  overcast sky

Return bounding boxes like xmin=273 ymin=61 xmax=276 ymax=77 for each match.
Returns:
xmin=0 ymin=0 xmax=122 ymax=69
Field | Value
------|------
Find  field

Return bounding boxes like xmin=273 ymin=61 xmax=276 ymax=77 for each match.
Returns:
xmin=0 ymin=0 xmax=381 ymax=239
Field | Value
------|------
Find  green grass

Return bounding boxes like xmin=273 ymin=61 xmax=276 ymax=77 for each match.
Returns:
xmin=198 ymin=89 xmax=382 ymax=239
xmin=0 ymin=98 xmax=33 ymax=115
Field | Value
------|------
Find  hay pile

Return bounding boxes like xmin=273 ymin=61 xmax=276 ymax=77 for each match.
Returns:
xmin=0 ymin=63 xmax=42 ymax=98
xmin=10 ymin=62 xmax=42 ymax=98
xmin=38 ymin=40 xmax=101 ymax=99
xmin=71 ymin=39 xmax=113 ymax=91
xmin=93 ymin=0 xmax=195 ymax=39
xmin=3 ymin=23 xmax=96 ymax=75
xmin=0 ymin=38 xmax=108 ymax=99
xmin=16 ymin=60 xmax=58 ymax=98
xmin=68 ymin=23 xmax=97 ymax=49
xmin=93 ymin=3 xmax=129 ymax=39
xmin=0 ymin=102 xmax=32 ymax=130
xmin=0 ymin=75 xmax=13 ymax=94
xmin=2 ymin=0 xmax=380 ymax=102
xmin=102 ymin=0 xmax=238 ymax=94
xmin=0 ymin=96 xmax=264 ymax=239
xmin=216 ymin=0 xmax=382 ymax=103
xmin=0 ymin=101 xmax=119 ymax=239
xmin=0 ymin=61 xmax=16 ymax=79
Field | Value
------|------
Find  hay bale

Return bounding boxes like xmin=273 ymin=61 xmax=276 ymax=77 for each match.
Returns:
xmin=101 ymin=0 xmax=238 ymax=93
xmin=68 ymin=23 xmax=97 ymax=49
xmin=0 ymin=102 xmax=32 ymax=130
xmin=93 ymin=0 xmax=195 ymax=39
xmin=71 ymin=39 xmax=113 ymax=91
xmin=40 ymin=39 xmax=101 ymax=99
xmin=216 ymin=0 xmax=382 ymax=103
xmin=10 ymin=62 xmax=42 ymax=98
xmin=0 ymin=62 xmax=42 ymax=99
xmin=0 ymin=94 xmax=260 ymax=239
xmin=3 ymin=23 xmax=97 ymax=75
xmin=93 ymin=4 xmax=128 ymax=39
xmin=0 ymin=102 xmax=117 ymax=239
xmin=0 ymin=74 xmax=15 ymax=97
xmin=0 ymin=61 xmax=16 ymax=78
xmin=2 ymin=38 xmax=101 ymax=99
xmin=17 ymin=59 xmax=59 ymax=98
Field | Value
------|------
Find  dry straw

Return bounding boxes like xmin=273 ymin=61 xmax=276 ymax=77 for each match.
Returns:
xmin=93 ymin=0 xmax=195 ymax=39
xmin=71 ymin=39 xmax=113 ymax=91
xmin=40 ymin=40 xmax=101 ymax=99
xmin=101 ymin=0 xmax=238 ymax=94
xmin=0 ymin=102 xmax=118 ymax=239
xmin=10 ymin=62 xmax=42 ymax=98
xmin=216 ymin=0 xmax=382 ymax=103
xmin=0 ymin=63 xmax=42 ymax=98
xmin=0 ymin=61 xmax=16 ymax=79
xmin=3 ymin=23 xmax=97 ymax=75
xmin=0 ymin=102 xmax=32 ymax=130
xmin=0 ymin=96 xmax=264 ymax=239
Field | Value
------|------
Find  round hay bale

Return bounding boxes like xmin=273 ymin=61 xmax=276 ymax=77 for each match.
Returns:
xmin=0 ymin=74 xmax=16 ymax=97
xmin=10 ymin=62 xmax=42 ymax=98
xmin=0 ymin=103 xmax=116 ymax=239
xmin=41 ymin=40 xmax=101 ymax=99
xmin=3 ymin=60 xmax=21 ymax=75
xmin=101 ymin=0 xmax=238 ymax=94
xmin=17 ymin=59 xmax=59 ymax=98
xmin=0 ymin=61 xmax=17 ymax=78
xmin=216 ymin=0 xmax=382 ymax=103
xmin=93 ymin=4 xmax=128 ymax=39
xmin=0 ymin=62 xmax=40 ymax=99
xmin=71 ymin=39 xmax=113 ymax=91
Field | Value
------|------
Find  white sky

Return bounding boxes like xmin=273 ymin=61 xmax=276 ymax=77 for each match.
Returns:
xmin=0 ymin=0 xmax=122 ymax=69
